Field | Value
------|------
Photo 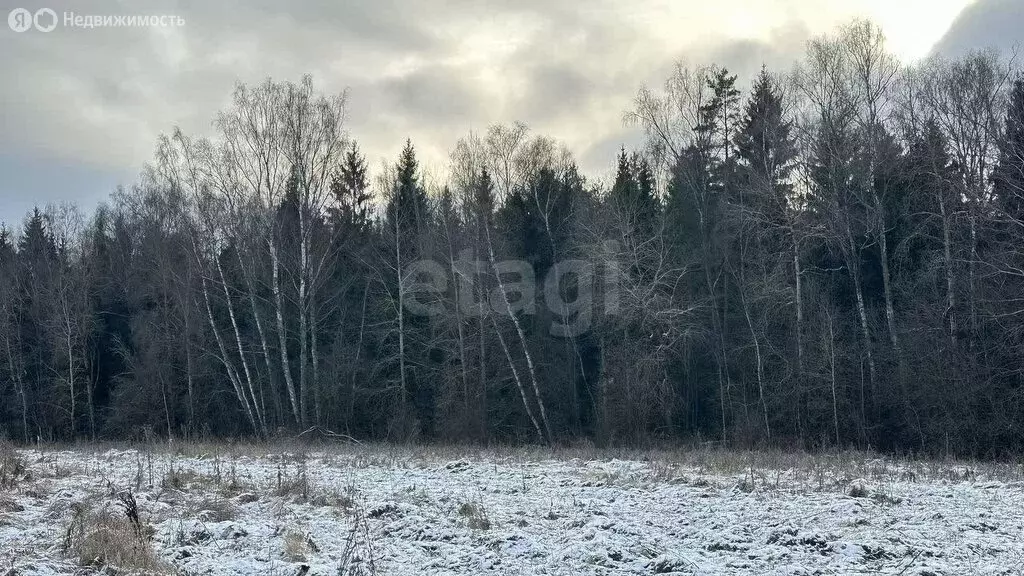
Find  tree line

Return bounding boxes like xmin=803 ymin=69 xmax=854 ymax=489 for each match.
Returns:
xmin=2 ymin=20 xmax=1024 ymax=455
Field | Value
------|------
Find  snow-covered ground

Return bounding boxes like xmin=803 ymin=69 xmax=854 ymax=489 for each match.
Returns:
xmin=1 ymin=443 xmax=1023 ymax=575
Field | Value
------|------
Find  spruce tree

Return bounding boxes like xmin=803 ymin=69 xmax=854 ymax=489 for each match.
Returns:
xmin=735 ymin=67 xmax=797 ymax=224
xmin=17 ymin=209 xmax=58 ymax=438
xmin=386 ymin=139 xmax=429 ymax=244
xmin=993 ymin=78 xmax=1024 ymax=220
xmin=331 ymin=141 xmax=371 ymax=235
xmin=384 ymin=140 xmax=434 ymax=438
xmin=609 ymin=147 xmax=638 ymax=211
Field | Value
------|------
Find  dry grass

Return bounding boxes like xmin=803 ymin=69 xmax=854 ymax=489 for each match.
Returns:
xmin=457 ymin=499 xmax=492 ymax=531
xmin=26 ymin=438 xmax=1024 ymax=504
xmin=0 ymin=493 xmax=23 ymax=528
xmin=274 ymin=454 xmax=313 ymax=502
xmin=553 ymin=445 xmax=1024 ymax=492
xmin=188 ymin=495 xmax=237 ymax=522
xmin=64 ymin=503 xmax=169 ymax=573
xmin=31 ymin=435 xmax=1024 ymax=477
xmin=0 ymin=441 xmax=29 ymax=490
xmin=274 ymin=456 xmax=354 ymax=510
xmin=847 ymin=480 xmax=870 ymax=498
xmin=0 ymin=494 xmax=23 ymax=513
xmin=275 ymin=475 xmax=311 ymax=501
xmin=162 ymin=466 xmax=216 ymax=491
xmin=337 ymin=505 xmax=381 ymax=576
xmin=310 ymin=488 xmax=356 ymax=511
xmin=283 ymin=529 xmax=309 ymax=561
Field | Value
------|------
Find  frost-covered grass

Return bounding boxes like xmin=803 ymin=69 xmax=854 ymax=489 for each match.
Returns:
xmin=2 ymin=440 xmax=1024 ymax=575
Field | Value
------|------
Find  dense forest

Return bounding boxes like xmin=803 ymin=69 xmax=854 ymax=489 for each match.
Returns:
xmin=2 ymin=21 xmax=1023 ymax=456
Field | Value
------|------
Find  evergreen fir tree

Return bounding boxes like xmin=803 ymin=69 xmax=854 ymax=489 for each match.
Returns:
xmin=331 ymin=141 xmax=372 ymax=235
xmin=993 ymin=78 xmax=1024 ymax=219
xmin=609 ymin=147 xmax=638 ymax=210
xmin=735 ymin=67 xmax=797 ymax=224
xmin=386 ymin=139 xmax=429 ymax=244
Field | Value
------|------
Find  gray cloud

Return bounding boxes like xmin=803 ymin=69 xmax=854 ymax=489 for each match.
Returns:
xmin=933 ymin=0 xmax=1023 ymax=57
xmin=0 ymin=0 xmax=981 ymax=227
xmin=374 ymin=65 xmax=488 ymax=124
xmin=701 ymin=21 xmax=813 ymax=80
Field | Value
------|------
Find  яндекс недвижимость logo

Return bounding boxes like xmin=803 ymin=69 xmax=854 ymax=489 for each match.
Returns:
xmin=8 ymin=8 xmax=57 ymax=32
xmin=8 ymin=8 xmax=184 ymax=32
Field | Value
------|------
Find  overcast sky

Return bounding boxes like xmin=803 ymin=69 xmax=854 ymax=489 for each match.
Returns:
xmin=0 ymin=0 xmax=1017 ymax=228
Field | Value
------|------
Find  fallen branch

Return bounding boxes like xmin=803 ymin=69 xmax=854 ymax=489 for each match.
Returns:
xmin=296 ymin=426 xmax=362 ymax=444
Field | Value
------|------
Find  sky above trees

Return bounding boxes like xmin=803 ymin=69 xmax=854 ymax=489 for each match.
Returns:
xmin=0 ymin=0 xmax=1012 ymax=226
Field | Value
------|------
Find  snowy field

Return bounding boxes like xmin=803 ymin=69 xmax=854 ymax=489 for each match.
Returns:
xmin=2 ymin=442 xmax=1024 ymax=575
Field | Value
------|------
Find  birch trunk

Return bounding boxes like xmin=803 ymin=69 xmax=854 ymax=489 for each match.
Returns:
xmin=477 ymin=256 xmax=488 ymax=441
xmin=939 ymin=190 xmax=957 ymax=344
xmin=298 ymin=300 xmax=310 ymax=427
xmin=159 ymin=372 xmax=172 ymax=440
xmin=3 ymin=323 xmax=28 ymax=443
xmin=270 ymin=241 xmax=301 ymax=424
xmin=64 ymin=311 xmax=76 ymax=437
xmin=395 ymin=216 xmax=409 ymax=420
xmin=827 ymin=309 xmax=839 ymax=446
xmin=216 ymin=256 xmax=266 ymax=435
xmin=537 ymin=204 xmax=590 ymax=431
xmin=348 ymin=283 xmax=369 ymax=431
xmin=201 ymin=277 xmax=258 ymax=433
xmin=791 ymin=229 xmax=805 ymax=440
xmin=298 ymin=208 xmax=311 ymax=428
xmin=238 ymin=249 xmax=275 ymax=426
xmin=87 ymin=347 xmax=96 ymax=441
xmin=846 ymin=225 xmax=877 ymax=389
xmin=484 ymin=220 xmax=553 ymax=443
xmin=874 ymin=199 xmax=903 ymax=363
xmin=741 ymin=294 xmax=770 ymax=441
xmin=969 ymin=214 xmax=978 ymax=350
xmin=446 ymin=232 xmax=471 ymax=415
xmin=491 ymin=315 xmax=544 ymax=443
xmin=311 ymin=290 xmax=321 ymax=426
xmin=185 ymin=329 xmax=195 ymax=436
